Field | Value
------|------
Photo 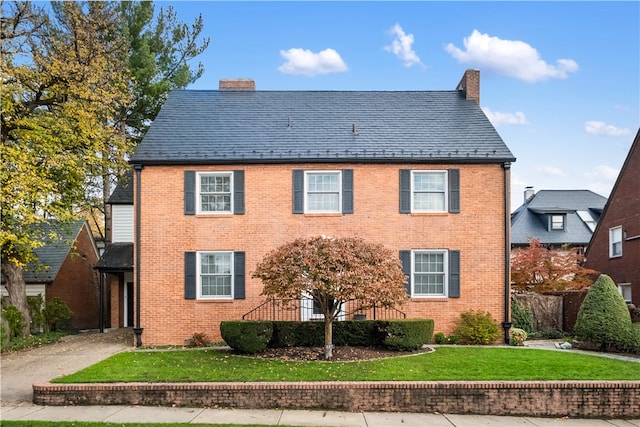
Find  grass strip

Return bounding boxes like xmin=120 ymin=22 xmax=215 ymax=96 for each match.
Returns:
xmin=53 ymin=346 xmax=640 ymax=383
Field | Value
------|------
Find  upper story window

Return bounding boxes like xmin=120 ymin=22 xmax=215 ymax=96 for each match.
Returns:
xmin=184 ymin=170 xmax=244 ymax=215
xmin=412 ymin=171 xmax=447 ymax=212
xmin=400 ymin=169 xmax=460 ymax=214
xmin=306 ymin=171 xmax=341 ymax=213
xmin=609 ymin=226 xmax=623 ymax=258
xmin=292 ymin=169 xmax=353 ymax=214
xmin=550 ymin=214 xmax=565 ymax=231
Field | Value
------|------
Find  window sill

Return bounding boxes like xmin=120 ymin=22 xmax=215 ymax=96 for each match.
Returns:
xmin=196 ymin=298 xmax=234 ymax=302
xmin=410 ymin=296 xmax=449 ymax=301
xmin=303 ymin=213 xmax=344 ymax=217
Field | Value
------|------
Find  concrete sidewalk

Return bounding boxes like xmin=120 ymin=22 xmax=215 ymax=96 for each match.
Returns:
xmin=1 ymin=405 xmax=639 ymax=426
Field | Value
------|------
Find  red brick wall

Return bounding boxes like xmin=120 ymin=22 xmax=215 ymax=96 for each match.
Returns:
xmin=136 ymin=163 xmax=508 ymax=345
xmin=33 ymin=380 xmax=640 ymax=418
xmin=48 ymin=225 xmax=100 ymax=330
xmin=585 ymin=139 xmax=640 ymax=306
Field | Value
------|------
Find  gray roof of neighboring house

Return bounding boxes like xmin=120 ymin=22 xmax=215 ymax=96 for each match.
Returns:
xmin=95 ymin=242 xmax=133 ymax=271
xmin=511 ymin=190 xmax=608 ymax=246
xmin=22 ymin=220 xmax=87 ymax=283
xmin=130 ymin=90 xmax=515 ymax=165
xmin=107 ymin=170 xmax=133 ymax=205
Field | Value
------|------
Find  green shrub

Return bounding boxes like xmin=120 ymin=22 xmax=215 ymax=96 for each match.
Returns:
xmin=447 ymin=334 xmax=460 ymax=344
xmin=574 ymin=274 xmax=633 ymax=352
xmin=28 ymin=295 xmax=45 ymax=333
xmin=269 ymin=321 xmax=324 ymax=348
xmin=332 ymin=320 xmax=382 ymax=347
xmin=2 ymin=305 xmax=24 ymax=338
xmin=509 ymin=327 xmax=528 ymax=346
xmin=44 ymin=297 xmax=73 ymax=332
xmin=511 ymin=297 xmax=533 ymax=333
xmin=453 ymin=310 xmax=501 ymax=345
xmin=434 ymin=332 xmax=447 ymax=344
xmin=187 ymin=332 xmax=210 ymax=347
xmin=379 ymin=319 xmax=434 ymax=351
xmin=618 ymin=325 xmax=640 ymax=354
xmin=1 ymin=315 xmax=10 ymax=348
xmin=220 ymin=321 xmax=273 ymax=354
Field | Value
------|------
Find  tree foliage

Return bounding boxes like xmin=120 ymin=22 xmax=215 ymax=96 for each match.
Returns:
xmin=510 ymin=238 xmax=597 ymax=293
xmin=252 ymin=236 xmax=408 ymax=359
xmin=1 ymin=0 xmax=209 ymax=337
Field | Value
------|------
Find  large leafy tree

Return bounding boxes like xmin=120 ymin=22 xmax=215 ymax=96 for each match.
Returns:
xmin=253 ymin=236 xmax=408 ymax=360
xmin=511 ymin=238 xmax=597 ymax=293
xmin=86 ymin=1 xmax=210 ymax=241
xmin=1 ymin=0 xmax=132 ymax=336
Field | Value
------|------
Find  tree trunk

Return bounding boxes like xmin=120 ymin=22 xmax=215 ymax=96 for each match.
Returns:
xmin=1 ymin=259 xmax=32 ymax=337
xmin=323 ymin=317 xmax=333 ymax=360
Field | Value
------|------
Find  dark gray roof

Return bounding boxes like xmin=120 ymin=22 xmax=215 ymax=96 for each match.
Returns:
xmin=95 ymin=243 xmax=133 ymax=271
xmin=107 ymin=170 xmax=133 ymax=205
xmin=22 ymin=220 xmax=86 ymax=283
xmin=511 ymin=190 xmax=608 ymax=246
xmin=130 ymin=90 xmax=515 ymax=165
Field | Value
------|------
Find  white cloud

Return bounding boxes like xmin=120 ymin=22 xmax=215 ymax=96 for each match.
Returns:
xmin=585 ymin=165 xmax=620 ymax=181
xmin=384 ymin=24 xmax=423 ymax=67
xmin=278 ymin=48 xmax=348 ymax=76
xmin=584 ymin=121 xmax=631 ymax=137
xmin=445 ymin=30 xmax=578 ymax=83
xmin=482 ymin=107 xmax=528 ymax=126
xmin=538 ymin=165 xmax=566 ymax=177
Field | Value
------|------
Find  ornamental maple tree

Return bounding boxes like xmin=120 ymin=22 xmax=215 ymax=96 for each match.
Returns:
xmin=510 ymin=238 xmax=597 ymax=293
xmin=253 ymin=236 xmax=408 ymax=360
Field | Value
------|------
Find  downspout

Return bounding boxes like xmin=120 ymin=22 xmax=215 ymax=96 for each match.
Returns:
xmin=501 ymin=162 xmax=513 ymax=344
xmin=133 ymin=163 xmax=144 ymax=347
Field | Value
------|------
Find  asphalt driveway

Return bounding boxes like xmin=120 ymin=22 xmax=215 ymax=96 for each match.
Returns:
xmin=0 ymin=328 xmax=132 ymax=405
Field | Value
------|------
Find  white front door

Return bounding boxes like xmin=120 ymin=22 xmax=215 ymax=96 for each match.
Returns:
xmin=300 ymin=292 xmax=345 ymax=321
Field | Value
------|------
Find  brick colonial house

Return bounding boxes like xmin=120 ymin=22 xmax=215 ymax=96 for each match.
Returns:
xmin=2 ymin=220 xmax=100 ymax=330
xmin=585 ymin=128 xmax=640 ymax=305
xmin=128 ymin=70 xmax=516 ymax=346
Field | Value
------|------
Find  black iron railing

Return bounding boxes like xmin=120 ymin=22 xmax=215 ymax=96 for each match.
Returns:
xmin=242 ymin=297 xmax=406 ymax=321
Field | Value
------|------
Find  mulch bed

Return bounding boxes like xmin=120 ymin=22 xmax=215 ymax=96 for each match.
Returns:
xmin=243 ymin=345 xmax=433 ymax=361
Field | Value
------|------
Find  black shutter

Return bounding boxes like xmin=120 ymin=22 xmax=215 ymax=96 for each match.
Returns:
xmin=448 ymin=169 xmax=460 ymax=213
xmin=449 ymin=250 xmax=460 ymax=298
xmin=292 ymin=170 xmax=304 ymax=214
xmin=184 ymin=171 xmax=196 ymax=215
xmin=234 ymin=252 xmax=245 ymax=300
xmin=185 ymin=252 xmax=196 ymax=299
xmin=400 ymin=250 xmax=412 ymax=295
xmin=399 ymin=169 xmax=411 ymax=213
xmin=342 ymin=169 xmax=354 ymax=214
xmin=233 ymin=170 xmax=245 ymax=214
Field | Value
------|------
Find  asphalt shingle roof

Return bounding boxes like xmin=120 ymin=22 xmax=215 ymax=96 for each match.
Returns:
xmin=107 ymin=170 xmax=133 ymax=205
xmin=130 ymin=90 xmax=515 ymax=165
xmin=511 ymin=190 xmax=607 ymax=246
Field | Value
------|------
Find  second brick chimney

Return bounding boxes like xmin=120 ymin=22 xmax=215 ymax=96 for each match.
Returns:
xmin=219 ymin=79 xmax=256 ymax=91
xmin=456 ymin=69 xmax=480 ymax=105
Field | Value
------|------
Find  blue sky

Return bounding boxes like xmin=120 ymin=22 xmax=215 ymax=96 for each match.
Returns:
xmin=162 ymin=1 xmax=639 ymax=211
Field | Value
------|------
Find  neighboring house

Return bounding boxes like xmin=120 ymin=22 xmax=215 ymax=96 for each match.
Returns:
xmin=586 ymin=129 xmax=640 ymax=306
xmin=511 ymin=188 xmax=607 ymax=252
xmin=128 ymin=70 xmax=516 ymax=346
xmin=95 ymin=171 xmax=134 ymax=330
xmin=1 ymin=220 xmax=100 ymax=330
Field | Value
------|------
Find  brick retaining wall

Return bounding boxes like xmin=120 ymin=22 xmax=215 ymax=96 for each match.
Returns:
xmin=33 ymin=381 xmax=640 ymax=418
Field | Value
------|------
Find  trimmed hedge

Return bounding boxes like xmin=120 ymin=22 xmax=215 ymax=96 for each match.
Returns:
xmin=220 ymin=321 xmax=273 ymax=354
xmin=222 ymin=319 xmax=434 ymax=353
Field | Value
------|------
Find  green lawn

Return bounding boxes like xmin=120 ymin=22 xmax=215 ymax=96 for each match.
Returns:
xmin=54 ymin=346 xmax=640 ymax=383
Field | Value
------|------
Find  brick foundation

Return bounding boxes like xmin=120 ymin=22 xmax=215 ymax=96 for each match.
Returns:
xmin=33 ymin=381 xmax=640 ymax=418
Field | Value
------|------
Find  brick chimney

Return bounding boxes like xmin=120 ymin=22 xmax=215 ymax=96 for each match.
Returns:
xmin=219 ymin=79 xmax=255 ymax=91
xmin=456 ymin=69 xmax=480 ymax=104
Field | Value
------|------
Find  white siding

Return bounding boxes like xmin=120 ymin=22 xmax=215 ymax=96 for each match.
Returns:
xmin=112 ymin=205 xmax=134 ymax=243
xmin=2 ymin=284 xmax=46 ymax=298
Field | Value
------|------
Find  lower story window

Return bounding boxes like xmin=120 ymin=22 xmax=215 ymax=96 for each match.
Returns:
xmin=199 ymin=251 xmax=233 ymax=299
xmin=413 ymin=250 xmax=447 ymax=297
xmin=618 ymin=283 xmax=632 ymax=304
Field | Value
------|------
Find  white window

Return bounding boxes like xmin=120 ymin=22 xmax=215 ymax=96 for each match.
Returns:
xmin=305 ymin=171 xmax=342 ymax=213
xmin=609 ymin=226 xmax=623 ymax=258
xmin=411 ymin=250 xmax=448 ymax=297
xmin=197 ymin=172 xmax=233 ymax=214
xmin=618 ymin=283 xmax=632 ymax=303
xmin=412 ymin=171 xmax=447 ymax=212
xmin=551 ymin=215 xmax=565 ymax=230
xmin=198 ymin=251 xmax=233 ymax=299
